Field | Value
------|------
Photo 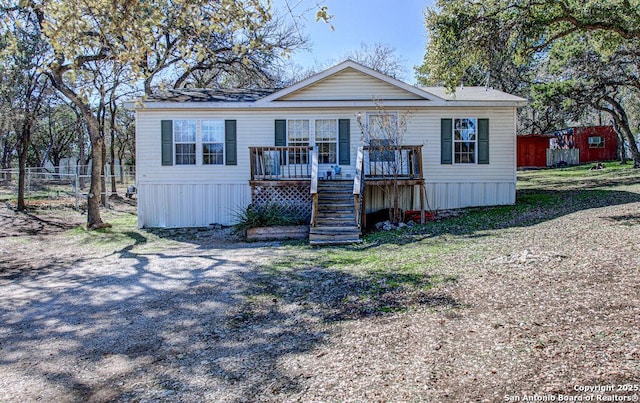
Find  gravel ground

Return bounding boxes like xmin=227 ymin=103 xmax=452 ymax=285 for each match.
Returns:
xmin=1 ymin=174 xmax=640 ymax=402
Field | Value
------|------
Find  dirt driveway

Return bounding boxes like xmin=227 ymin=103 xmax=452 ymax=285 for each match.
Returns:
xmin=0 ymin=205 xmax=293 ymax=402
xmin=1 ymin=171 xmax=640 ymax=402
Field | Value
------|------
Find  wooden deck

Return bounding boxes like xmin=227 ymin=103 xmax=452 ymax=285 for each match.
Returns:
xmin=249 ymin=145 xmax=427 ymax=244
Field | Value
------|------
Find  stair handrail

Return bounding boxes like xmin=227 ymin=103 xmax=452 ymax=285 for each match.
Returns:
xmin=353 ymin=147 xmax=365 ymax=228
xmin=310 ymin=148 xmax=319 ymax=227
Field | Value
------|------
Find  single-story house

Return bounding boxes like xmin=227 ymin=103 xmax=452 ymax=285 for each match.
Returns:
xmin=130 ymin=60 xmax=527 ymax=244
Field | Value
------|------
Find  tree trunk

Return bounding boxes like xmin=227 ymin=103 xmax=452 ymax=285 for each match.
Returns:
xmin=620 ymin=125 xmax=640 ymax=168
xmin=392 ymin=177 xmax=400 ymax=225
xmin=109 ymin=102 xmax=118 ymax=195
xmin=612 ymin=120 xmax=627 ymax=164
xmin=48 ymin=71 xmax=109 ymax=229
xmin=77 ymin=122 xmax=86 ymax=189
xmin=100 ymin=140 xmax=108 ymax=208
xmin=605 ymin=97 xmax=640 ymax=168
xmin=17 ymin=144 xmax=28 ymax=211
xmin=16 ymin=121 xmax=33 ymax=211
xmin=87 ymin=120 xmax=108 ymax=227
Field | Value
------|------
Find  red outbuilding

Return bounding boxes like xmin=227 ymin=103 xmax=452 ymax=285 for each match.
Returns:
xmin=517 ymin=134 xmax=554 ymax=168
xmin=517 ymin=126 xmax=619 ymax=168
xmin=572 ymin=126 xmax=619 ymax=163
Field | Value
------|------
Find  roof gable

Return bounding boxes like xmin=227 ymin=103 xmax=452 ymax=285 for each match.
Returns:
xmin=257 ymin=60 xmax=441 ymax=104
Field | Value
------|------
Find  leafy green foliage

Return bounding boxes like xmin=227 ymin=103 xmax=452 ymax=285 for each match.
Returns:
xmin=418 ymin=0 xmax=640 ymax=160
xmin=419 ymin=0 xmax=640 ymax=91
xmin=233 ymin=203 xmax=309 ymax=234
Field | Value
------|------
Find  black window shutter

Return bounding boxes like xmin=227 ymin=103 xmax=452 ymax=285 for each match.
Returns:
xmin=441 ymin=118 xmax=452 ymax=164
xmin=478 ymin=118 xmax=489 ymax=164
xmin=225 ymin=120 xmax=237 ymax=165
xmin=338 ymin=119 xmax=350 ymax=165
xmin=274 ymin=119 xmax=287 ymax=165
xmin=275 ymin=120 xmax=286 ymax=146
xmin=161 ymin=120 xmax=173 ymax=166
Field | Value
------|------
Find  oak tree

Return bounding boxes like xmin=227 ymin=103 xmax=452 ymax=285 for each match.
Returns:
xmin=1 ymin=0 xmax=294 ymax=228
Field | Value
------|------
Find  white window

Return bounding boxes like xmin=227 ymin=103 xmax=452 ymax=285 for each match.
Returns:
xmin=454 ymin=118 xmax=477 ymax=164
xmin=287 ymin=119 xmax=310 ymax=164
xmin=174 ymin=120 xmax=196 ymax=165
xmin=202 ymin=120 xmax=224 ymax=165
xmin=588 ymin=136 xmax=605 ymax=148
xmin=315 ymin=119 xmax=337 ymax=164
xmin=367 ymin=113 xmax=397 ymax=162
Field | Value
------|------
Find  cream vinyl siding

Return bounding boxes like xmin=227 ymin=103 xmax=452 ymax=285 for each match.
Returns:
xmin=405 ymin=107 xmax=516 ymax=182
xmin=279 ymin=68 xmax=424 ymax=101
xmin=136 ymin=109 xmax=360 ymax=228
xmin=136 ymin=106 xmax=517 ymax=227
xmin=136 ymin=109 xmax=362 ymax=184
xmin=137 ymin=183 xmax=250 ymax=227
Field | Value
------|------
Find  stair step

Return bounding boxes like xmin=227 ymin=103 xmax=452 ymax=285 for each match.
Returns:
xmin=318 ymin=202 xmax=353 ymax=207
xmin=309 ymin=236 xmax=361 ymax=243
xmin=310 ymin=226 xmax=360 ymax=235
xmin=316 ymin=215 xmax=356 ymax=221
xmin=316 ymin=221 xmax=356 ymax=227
xmin=309 ymin=233 xmax=361 ymax=241
xmin=318 ymin=180 xmax=352 ymax=185
xmin=318 ymin=193 xmax=353 ymax=202
xmin=318 ymin=190 xmax=353 ymax=195
xmin=311 ymin=180 xmax=361 ymax=246
xmin=318 ymin=194 xmax=354 ymax=199
xmin=316 ymin=212 xmax=355 ymax=218
xmin=310 ymin=239 xmax=362 ymax=246
xmin=318 ymin=186 xmax=351 ymax=189
xmin=318 ymin=200 xmax=354 ymax=205
xmin=317 ymin=215 xmax=353 ymax=221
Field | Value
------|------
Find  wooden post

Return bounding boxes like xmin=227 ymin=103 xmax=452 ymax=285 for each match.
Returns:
xmin=362 ymin=193 xmax=367 ymax=230
xmin=249 ymin=147 xmax=255 ymax=180
xmin=420 ymin=183 xmax=426 ymax=224
xmin=310 ymin=149 xmax=319 ymax=226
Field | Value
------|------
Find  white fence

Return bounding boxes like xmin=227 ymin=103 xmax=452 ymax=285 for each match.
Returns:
xmin=0 ymin=165 xmax=135 ymax=210
xmin=547 ymin=149 xmax=580 ymax=167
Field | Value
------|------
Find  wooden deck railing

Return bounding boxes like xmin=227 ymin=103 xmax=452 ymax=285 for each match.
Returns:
xmin=363 ymin=145 xmax=423 ymax=180
xmin=353 ymin=147 xmax=365 ymax=229
xmin=249 ymin=146 xmax=313 ymax=180
xmin=310 ymin=149 xmax=319 ymax=227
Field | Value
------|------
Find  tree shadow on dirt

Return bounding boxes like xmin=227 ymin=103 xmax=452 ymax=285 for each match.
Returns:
xmin=0 ymin=230 xmax=461 ymax=401
xmin=0 ymin=205 xmax=80 ymax=238
xmin=364 ymin=187 xmax=640 ymax=247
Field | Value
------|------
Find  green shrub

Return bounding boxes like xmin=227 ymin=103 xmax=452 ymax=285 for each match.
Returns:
xmin=234 ymin=203 xmax=309 ymax=234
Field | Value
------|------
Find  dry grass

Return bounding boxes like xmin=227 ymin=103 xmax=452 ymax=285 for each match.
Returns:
xmin=1 ymin=164 xmax=639 ymax=402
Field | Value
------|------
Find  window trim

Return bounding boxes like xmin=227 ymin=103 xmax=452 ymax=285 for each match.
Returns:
xmin=286 ymin=119 xmax=310 ymax=165
xmin=171 ymin=119 xmax=228 ymax=166
xmin=314 ymin=119 xmax=338 ymax=165
xmin=366 ymin=112 xmax=398 ymax=142
xmin=201 ymin=120 xmax=225 ymax=165
xmin=588 ymin=136 xmax=605 ymax=148
xmin=285 ymin=118 xmax=340 ymax=165
xmin=174 ymin=120 xmax=197 ymax=165
xmin=366 ymin=112 xmax=398 ymax=163
xmin=452 ymin=117 xmax=478 ymax=165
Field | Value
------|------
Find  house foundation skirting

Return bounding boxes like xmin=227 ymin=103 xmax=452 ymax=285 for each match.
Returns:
xmin=250 ymin=180 xmax=312 ymax=219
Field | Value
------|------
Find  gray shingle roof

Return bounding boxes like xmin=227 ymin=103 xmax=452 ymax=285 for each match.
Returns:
xmin=146 ymin=88 xmax=280 ymax=103
xmin=421 ymin=86 xmax=527 ymax=102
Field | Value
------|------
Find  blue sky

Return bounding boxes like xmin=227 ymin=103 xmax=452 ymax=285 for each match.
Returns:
xmin=274 ymin=0 xmax=436 ymax=82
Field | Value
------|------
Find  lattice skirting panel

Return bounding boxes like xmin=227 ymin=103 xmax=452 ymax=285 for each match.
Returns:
xmin=250 ymin=181 xmax=312 ymax=218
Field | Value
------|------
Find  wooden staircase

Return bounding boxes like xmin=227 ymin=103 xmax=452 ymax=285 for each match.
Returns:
xmin=309 ymin=180 xmax=362 ymax=246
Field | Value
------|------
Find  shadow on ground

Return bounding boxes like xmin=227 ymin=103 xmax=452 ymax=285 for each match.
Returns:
xmin=0 ymin=227 xmax=460 ymax=401
xmin=363 ymin=187 xmax=640 ymax=247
